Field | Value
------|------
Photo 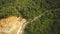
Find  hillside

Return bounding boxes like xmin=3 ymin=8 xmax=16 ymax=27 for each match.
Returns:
xmin=0 ymin=0 xmax=60 ymax=34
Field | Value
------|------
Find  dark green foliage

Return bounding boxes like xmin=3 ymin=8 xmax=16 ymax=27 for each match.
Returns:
xmin=0 ymin=0 xmax=21 ymax=19
xmin=0 ymin=6 xmax=20 ymax=19
xmin=0 ymin=0 xmax=60 ymax=34
xmin=18 ymin=0 xmax=43 ymax=19
xmin=24 ymin=0 xmax=60 ymax=34
xmin=24 ymin=11 xmax=54 ymax=34
xmin=40 ymin=0 xmax=60 ymax=9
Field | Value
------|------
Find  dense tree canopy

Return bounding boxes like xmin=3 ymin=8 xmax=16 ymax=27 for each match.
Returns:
xmin=0 ymin=0 xmax=60 ymax=34
xmin=23 ymin=0 xmax=60 ymax=34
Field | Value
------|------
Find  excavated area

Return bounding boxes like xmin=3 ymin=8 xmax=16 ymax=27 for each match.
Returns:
xmin=0 ymin=16 xmax=26 ymax=34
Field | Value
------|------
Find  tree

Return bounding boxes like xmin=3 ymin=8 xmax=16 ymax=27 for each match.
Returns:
xmin=24 ymin=0 xmax=60 ymax=34
xmin=0 ymin=0 xmax=60 ymax=34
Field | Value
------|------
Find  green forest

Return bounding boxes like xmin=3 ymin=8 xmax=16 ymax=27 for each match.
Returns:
xmin=0 ymin=0 xmax=60 ymax=34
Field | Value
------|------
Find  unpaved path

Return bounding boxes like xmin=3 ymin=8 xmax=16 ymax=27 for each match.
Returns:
xmin=19 ymin=8 xmax=60 ymax=34
xmin=20 ymin=12 xmax=45 ymax=34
